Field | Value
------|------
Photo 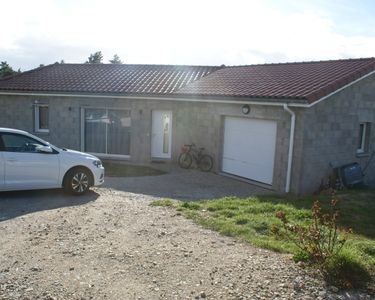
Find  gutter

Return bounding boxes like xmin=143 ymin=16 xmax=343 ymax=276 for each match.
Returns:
xmin=289 ymin=70 xmax=375 ymax=108
xmin=0 ymin=91 xmax=306 ymax=107
xmin=283 ymin=104 xmax=295 ymax=193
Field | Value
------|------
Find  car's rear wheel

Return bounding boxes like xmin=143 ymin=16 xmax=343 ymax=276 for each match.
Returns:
xmin=64 ymin=167 xmax=91 ymax=195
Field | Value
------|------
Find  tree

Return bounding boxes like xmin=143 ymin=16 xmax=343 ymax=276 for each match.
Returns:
xmin=0 ymin=61 xmax=18 ymax=78
xmin=85 ymin=51 xmax=103 ymax=64
xmin=109 ymin=54 xmax=122 ymax=64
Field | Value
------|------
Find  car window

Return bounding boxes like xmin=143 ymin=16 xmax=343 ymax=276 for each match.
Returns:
xmin=0 ymin=133 xmax=47 ymax=153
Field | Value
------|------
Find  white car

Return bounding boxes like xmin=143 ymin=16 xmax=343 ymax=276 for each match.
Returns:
xmin=0 ymin=128 xmax=104 ymax=195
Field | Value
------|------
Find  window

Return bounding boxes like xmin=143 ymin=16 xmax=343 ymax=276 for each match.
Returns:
xmin=35 ymin=104 xmax=49 ymax=133
xmin=84 ymin=108 xmax=131 ymax=155
xmin=357 ymin=122 xmax=371 ymax=154
xmin=0 ymin=133 xmax=46 ymax=153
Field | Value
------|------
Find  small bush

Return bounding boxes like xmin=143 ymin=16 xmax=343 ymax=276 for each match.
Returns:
xmin=150 ymin=199 xmax=175 ymax=207
xmin=181 ymin=202 xmax=201 ymax=210
xmin=293 ymin=250 xmax=311 ymax=263
xmin=274 ymin=196 xmax=350 ymax=264
xmin=272 ymin=194 xmax=369 ymax=288
xmin=324 ymin=250 xmax=371 ymax=288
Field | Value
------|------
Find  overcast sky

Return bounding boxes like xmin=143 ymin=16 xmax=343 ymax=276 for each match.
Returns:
xmin=1 ymin=0 xmax=375 ymax=71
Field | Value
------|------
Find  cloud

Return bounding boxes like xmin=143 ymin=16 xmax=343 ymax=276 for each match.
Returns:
xmin=1 ymin=0 xmax=374 ymax=70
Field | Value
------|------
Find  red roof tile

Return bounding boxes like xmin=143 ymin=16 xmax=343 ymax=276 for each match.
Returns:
xmin=176 ymin=58 xmax=375 ymax=103
xmin=0 ymin=58 xmax=374 ymax=104
xmin=0 ymin=64 xmax=221 ymax=95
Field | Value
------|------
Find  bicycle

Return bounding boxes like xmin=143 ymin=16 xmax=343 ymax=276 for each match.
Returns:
xmin=178 ymin=143 xmax=213 ymax=172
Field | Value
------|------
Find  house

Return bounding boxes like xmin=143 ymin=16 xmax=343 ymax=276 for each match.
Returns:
xmin=0 ymin=58 xmax=374 ymax=194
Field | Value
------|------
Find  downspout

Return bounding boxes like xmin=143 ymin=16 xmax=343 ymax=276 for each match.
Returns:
xmin=283 ymin=104 xmax=295 ymax=193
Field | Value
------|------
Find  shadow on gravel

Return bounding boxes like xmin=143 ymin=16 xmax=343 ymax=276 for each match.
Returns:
xmin=0 ymin=189 xmax=99 ymax=222
xmin=104 ymin=169 xmax=271 ymax=201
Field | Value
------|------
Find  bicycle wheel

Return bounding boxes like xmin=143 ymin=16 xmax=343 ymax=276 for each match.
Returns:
xmin=178 ymin=153 xmax=193 ymax=169
xmin=198 ymin=154 xmax=213 ymax=172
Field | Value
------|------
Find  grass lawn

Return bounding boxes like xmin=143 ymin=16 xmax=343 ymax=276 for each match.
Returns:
xmin=103 ymin=161 xmax=166 ymax=177
xmin=151 ymin=189 xmax=375 ymax=285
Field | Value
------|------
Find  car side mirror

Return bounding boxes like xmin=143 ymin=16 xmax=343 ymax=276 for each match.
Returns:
xmin=37 ymin=145 xmax=53 ymax=153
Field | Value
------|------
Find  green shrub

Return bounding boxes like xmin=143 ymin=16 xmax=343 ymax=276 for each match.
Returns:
xmin=324 ymin=250 xmax=371 ymax=288
xmin=272 ymin=194 xmax=369 ymax=288
xmin=181 ymin=202 xmax=201 ymax=210
xmin=150 ymin=199 xmax=175 ymax=207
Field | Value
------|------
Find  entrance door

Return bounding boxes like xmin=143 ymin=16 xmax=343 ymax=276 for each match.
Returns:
xmin=151 ymin=110 xmax=172 ymax=158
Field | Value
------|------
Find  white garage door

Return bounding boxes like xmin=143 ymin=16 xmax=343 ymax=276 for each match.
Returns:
xmin=222 ymin=117 xmax=277 ymax=185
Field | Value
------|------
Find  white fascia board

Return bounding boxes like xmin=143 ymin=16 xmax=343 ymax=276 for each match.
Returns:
xmin=290 ymin=70 xmax=375 ymax=108
xmin=0 ymin=90 xmax=301 ymax=107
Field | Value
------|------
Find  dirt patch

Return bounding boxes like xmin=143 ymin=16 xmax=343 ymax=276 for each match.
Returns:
xmin=0 ymin=188 xmax=372 ymax=299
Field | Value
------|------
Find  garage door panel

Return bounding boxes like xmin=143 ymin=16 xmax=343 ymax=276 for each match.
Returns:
xmin=222 ymin=158 xmax=273 ymax=184
xmin=222 ymin=117 xmax=276 ymax=185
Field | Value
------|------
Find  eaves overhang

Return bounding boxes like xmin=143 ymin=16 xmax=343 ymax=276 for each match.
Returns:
xmin=0 ymin=90 xmax=310 ymax=107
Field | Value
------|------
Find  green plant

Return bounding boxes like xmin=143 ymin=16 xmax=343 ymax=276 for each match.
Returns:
xmin=151 ymin=192 xmax=375 ymax=289
xmin=150 ymin=199 xmax=175 ymax=207
xmin=272 ymin=195 xmax=367 ymax=287
xmin=274 ymin=196 xmax=349 ymax=264
xmin=324 ymin=250 xmax=371 ymax=288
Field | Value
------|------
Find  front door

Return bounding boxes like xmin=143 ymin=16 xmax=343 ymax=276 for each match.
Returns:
xmin=151 ymin=110 xmax=172 ymax=158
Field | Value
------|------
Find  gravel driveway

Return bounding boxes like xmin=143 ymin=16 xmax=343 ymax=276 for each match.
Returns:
xmin=0 ymin=169 xmax=372 ymax=299
xmin=104 ymin=164 xmax=270 ymax=201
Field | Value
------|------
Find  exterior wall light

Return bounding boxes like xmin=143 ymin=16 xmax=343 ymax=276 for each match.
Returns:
xmin=242 ymin=104 xmax=250 ymax=115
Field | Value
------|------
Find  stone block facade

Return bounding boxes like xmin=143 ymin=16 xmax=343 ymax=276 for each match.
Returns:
xmin=295 ymin=73 xmax=375 ymax=193
xmin=0 ymin=72 xmax=374 ymax=194
xmin=0 ymin=94 xmax=292 ymax=193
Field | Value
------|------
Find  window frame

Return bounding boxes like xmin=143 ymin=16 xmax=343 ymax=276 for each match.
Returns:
xmin=34 ymin=104 xmax=49 ymax=133
xmin=82 ymin=107 xmax=131 ymax=158
xmin=357 ymin=122 xmax=370 ymax=155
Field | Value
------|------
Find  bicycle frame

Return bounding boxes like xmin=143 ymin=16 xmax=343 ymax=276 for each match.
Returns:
xmin=181 ymin=144 xmax=202 ymax=163
xmin=178 ymin=143 xmax=213 ymax=172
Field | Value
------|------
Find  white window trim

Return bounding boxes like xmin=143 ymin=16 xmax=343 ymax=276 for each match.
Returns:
xmin=34 ymin=104 xmax=49 ymax=133
xmin=357 ymin=122 xmax=368 ymax=154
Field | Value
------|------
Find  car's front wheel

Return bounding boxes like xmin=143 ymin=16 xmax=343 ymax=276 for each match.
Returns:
xmin=64 ymin=167 xmax=91 ymax=195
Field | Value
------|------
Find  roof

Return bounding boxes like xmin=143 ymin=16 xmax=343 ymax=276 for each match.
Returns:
xmin=176 ymin=58 xmax=375 ymax=103
xmin=0 ymin=64 xmax=221 ymax=95
xmin=0 ymin=58 xmax=374 ymax=104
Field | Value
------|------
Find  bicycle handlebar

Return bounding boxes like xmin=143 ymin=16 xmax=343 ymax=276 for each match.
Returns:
xmin=183 ymin=144 xmax=205 ymax=151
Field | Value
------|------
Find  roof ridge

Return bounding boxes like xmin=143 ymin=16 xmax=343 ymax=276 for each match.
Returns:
xmin=57 ymin=63 xmax=223 ymax=68
xmin=225 ymin=57 xmax=375 ymax=68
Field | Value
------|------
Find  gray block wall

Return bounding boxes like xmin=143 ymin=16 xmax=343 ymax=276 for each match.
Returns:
xmin=296 ymin=73 xmax=375 ymax=193
xmin=0 ymin=94 xmax=293 ymax=193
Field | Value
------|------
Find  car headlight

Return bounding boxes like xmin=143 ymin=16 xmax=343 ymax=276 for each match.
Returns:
xmin=93 ymin=160 xmax=103 ymax=168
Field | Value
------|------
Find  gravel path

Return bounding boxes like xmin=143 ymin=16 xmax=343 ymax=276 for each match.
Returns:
xmin=104 ymin=164 xmax=270 ymax=201
xmin=0 ymin=186 xmax=373 ymax=299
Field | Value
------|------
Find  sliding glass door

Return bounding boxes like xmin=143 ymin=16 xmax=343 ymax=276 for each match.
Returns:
xmin=84 ymin=108 xmax=131 ymax=156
